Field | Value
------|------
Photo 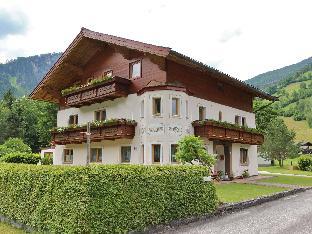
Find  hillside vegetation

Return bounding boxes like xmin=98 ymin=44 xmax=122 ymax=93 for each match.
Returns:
xmin=246 ymin=57 xmax=312 ymax=90
xmin=0 ymin=53 xmax=61 ymax=97
xmin=251 ymin=59 xmax=312 ymax=142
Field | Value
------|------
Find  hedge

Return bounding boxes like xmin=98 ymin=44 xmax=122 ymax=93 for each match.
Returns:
xmin=0 ymin=164 xmax=217 ymax=233
xmin=0 ymin=152 xmax=40 ymax=164
xmin=298 ymin=155 xmax=312 ymax=171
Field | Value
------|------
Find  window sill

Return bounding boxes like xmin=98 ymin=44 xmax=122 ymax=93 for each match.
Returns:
xmin=152 ymin=114 xmax=163 ymax=118
xmin=63 ymin=161 xmax=73 ymax=164
xmin=240 ymin=163 xmax=249 ymax=166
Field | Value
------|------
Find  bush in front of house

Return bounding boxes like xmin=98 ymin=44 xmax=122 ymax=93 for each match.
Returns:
xmin=0 ymin=164 xmax=218 ymax=233
xmin=0 ymin=152 xmax=40 ymax=164
xmin=0 ymin=138 xmax=32 ymax=157
xmin=40 ymin=154 xmax=53 ymax=165
xmin=298 ymin=155 xmax=312 ymax=171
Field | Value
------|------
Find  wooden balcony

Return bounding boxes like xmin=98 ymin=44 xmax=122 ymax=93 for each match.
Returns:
xmin=192 ymin=120 xmax=264 ymax=145
xmin=51 ymin=121 xmax=136 ymax=145
xmin=63 ymin=76 xmax=131 ymax=107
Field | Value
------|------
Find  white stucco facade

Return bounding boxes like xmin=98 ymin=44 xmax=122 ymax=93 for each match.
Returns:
xmin=54 ymin=90 xmax=258 ymax=177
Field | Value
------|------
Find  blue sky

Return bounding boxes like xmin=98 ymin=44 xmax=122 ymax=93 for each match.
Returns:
xmin=0 ymin=0 xmax=312 ymax=80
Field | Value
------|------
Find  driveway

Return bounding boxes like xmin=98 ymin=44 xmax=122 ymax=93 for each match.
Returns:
xmin=163 ymin=189 xmax=312 ymax=234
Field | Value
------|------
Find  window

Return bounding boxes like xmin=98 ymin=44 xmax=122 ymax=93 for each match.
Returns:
xmin=242 ymin=117 xmax=247 ymax=126
xmin=152 ymin=144 xmax=161 ymax=163
xmin=64 ymin=149 xmax=73 ymax=163
xmin=235 ymin=115 xmax=241 ymax=125
xmin=218 ymin=111 xmax=222 ymax=121
xmin=172 ymin=98 xmax=180 ymax=116
xmin=121 ymin=146 xmax=131 ymax=163
xmin=140 ymin=100 xmax=144 ymax=118
xmin=240 ymin=148 xmax=248 ymax=165
xmin=198 ymin=106 xmax=206 ymax=120
xmin=91 ymin=148 xmax=102 ymax=163
xmin=69 ymin=115 xmax=78 ymax=125
xmin=153 ymin=98 xmax=161 ymax=116
xmin=171 ymin=144 xmax=178 ymax=163
xmin=130 ymin=60 xmax=141 ymax=79
xmin=94 ymin=110 xmax=106 ymax=121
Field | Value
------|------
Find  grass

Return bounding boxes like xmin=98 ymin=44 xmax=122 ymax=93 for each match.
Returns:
xmin=282 ymin=117 xmax=312 ymax=142
xmin=259 ymin=175 xmax=312 ymax=187
xmin=0 ymin=222 xmax=25 ymax=234
xmin=214 ymin=183 xmax=287 ymax=203
xmin=284 ymin=80 xmax=310 ymax=93
xmin=259 ymin=158 xmax=312 ymax=176
xmin=259 ymin=166 xmax=312 ymax=176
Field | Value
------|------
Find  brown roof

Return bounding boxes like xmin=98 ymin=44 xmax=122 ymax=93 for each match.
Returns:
xmin=30 ymin=27 xmax=277 ymax=102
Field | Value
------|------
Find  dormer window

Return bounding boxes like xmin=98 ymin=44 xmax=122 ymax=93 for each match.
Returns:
xmin=130 ymin=60 xmax=142 ymax=79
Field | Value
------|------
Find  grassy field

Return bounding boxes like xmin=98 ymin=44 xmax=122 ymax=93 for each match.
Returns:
xmin=259 ymin=175 xmax=312 ymax=187
xmin=259 ymin=158 xmax=312 ymax=176
xmin=282 ymin=117 xmax=312 ymax=142
xmin=215 ymin=183 xmax=287 ymax=203
xmin=284 ymin=80 xmax=310 ymax=93
xmin=0 ymin=222 xmax=25 ymax=234
xmin=259 ymin=166 xmax=312 ymax=176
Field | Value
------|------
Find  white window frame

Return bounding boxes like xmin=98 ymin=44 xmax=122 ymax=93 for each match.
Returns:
xmin=90 ymin=147 xmax=103 ymax=163
xmin=63 ymin=148 xmax=73 ymax=164
xmin=170 ymin=96 xmax=181 ymax=118
xmin=151 ymin=143 xmax=163 ymax=164
xmin=198 ymin=105 xmax=206 ymax=120
xmin=170 ymin=144 xmax=178 ymax=164
xmin=94 ymin=109 xmax=107 ymax=122
xmin=151 ymin=96 xmax=163 ymax=117
xmin=120 ymin=145 xmax=132 ymax=164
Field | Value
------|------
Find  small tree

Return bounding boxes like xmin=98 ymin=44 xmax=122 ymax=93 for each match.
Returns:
xmin=259 ymin=118 xmax=298 ymax=167
xmin=175 ymin=135 xmax=215 ymax=168
xmin=0 ymin=138 xmax=32 ymax=158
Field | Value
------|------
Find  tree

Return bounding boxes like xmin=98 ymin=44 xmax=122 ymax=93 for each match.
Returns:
xmin=259 ymin=118 xmax=298 ymax=167
xmin=175 ymin=135 xmax=215 ymax=168
xmin=0 ymin=138 xmax=31 ymax=157
xmin=253 ymin=99 xmax=278 ymax=133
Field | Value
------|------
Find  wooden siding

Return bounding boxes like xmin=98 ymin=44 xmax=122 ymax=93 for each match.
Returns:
xmin=166 ymin=60 xmax=253 ymax=112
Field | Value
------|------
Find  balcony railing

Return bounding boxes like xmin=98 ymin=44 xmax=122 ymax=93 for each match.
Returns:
xmin=63 ymin=76 xmax=131 ymax=107
xmin=51 ymin=120 xmax=136 ymax=145
xmin=192 ymin=120 xmax=264 ymax=145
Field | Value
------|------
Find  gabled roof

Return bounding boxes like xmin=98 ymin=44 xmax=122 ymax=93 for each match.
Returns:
xmin=30 ymin=27 xmax=277 ymax=102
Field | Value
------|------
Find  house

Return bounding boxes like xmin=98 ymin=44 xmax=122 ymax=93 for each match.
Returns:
xmin=299 ymin=141 xmax=312 ymax=154
xmin=30 ymin=28 xmax=276 ymax=177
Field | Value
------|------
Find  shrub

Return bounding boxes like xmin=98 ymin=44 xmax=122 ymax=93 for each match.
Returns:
xmin=176 ymin=135 xmax=215 ymax=168
xmin=0 ymin=138 xmax=31 ymax=157
xmin=307 ymin=113 xmax=312 ymax=128
xmin=41 ymin=154 xmax=53 ymax=165
xmin=0 ymin=152 xmax=40 ymax=164
xmin=0 ymin=164 xmax=218 ymax=233
xmin=298 ymin=155 xmax=312 ymax=171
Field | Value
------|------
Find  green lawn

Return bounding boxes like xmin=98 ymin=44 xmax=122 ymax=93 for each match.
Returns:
xmin=0 ymin=222 xmax=25 ymax=234
xmin=214 ymin=183 xmax=287 ymax=203
xmin=258 ymin=175 xmax=312 ymax=187
xmin=259 ymin=166 xmax=312 ymax=176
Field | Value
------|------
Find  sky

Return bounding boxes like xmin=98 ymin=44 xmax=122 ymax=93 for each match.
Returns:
xmin=0 ymin=0 xmax=311 ymax=80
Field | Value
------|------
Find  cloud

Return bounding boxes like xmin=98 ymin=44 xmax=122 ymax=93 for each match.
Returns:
xmin=219 ymin=29 xmax=242 ymax=43
xmin=0 ymin=9 xmax=28 ymax=39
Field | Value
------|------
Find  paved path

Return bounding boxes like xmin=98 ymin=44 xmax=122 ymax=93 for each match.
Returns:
xmin=259 ymin=171 xmax=312 ymax=178
xmin=163 ymin=190 xmax=312 ymax=234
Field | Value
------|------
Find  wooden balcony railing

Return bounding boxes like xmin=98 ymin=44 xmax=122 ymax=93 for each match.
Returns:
xmin=192 ymin=120 xmax=264 ymax=145
xmin=63 ymin=76 xmax=131 ymax=107
xmin=51 ymin=120 xmax=136 ymax=145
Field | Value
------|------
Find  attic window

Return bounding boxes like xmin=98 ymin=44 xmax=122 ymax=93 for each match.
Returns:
xmin=130 ymin=60 xmax=142 ymax=79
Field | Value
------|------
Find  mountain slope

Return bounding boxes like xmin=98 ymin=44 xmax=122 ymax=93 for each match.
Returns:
xmin=246 ymin=57 xmax=312 ymax=90
xmin=0 ymin=53 xmax=61 ymax=97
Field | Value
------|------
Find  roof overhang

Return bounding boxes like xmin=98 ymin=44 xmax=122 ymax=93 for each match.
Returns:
xmin=30 ymin=27 xmax=277 ymax=103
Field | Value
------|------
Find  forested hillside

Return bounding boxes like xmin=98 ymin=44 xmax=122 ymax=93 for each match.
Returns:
xmin=246 ymin=57 xmax=312 ymax=90
xmin=0 ymin=53 xmax=61 ymax=97
xmin=257 ymin=63 xmax=312 ymax=142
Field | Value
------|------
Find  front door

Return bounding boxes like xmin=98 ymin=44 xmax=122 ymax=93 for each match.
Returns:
xmin=224 ymin=145 xmax=231 ymax=176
